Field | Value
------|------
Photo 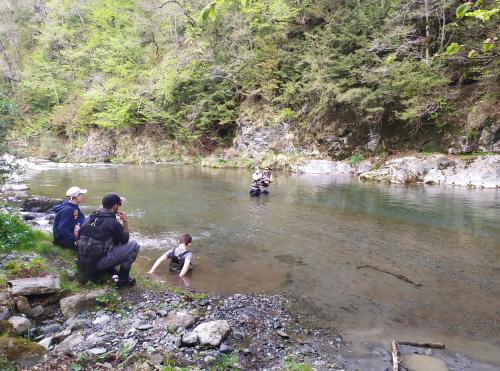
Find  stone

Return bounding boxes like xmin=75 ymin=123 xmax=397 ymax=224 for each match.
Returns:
xmin=192 ymin=320 xmax=230 ymax=347
xmin=137 ymin=323 xmax=153 ymax=330
xmin=276 ymin=329 xmax=289 ymax=338
xmin=181 ymin=331 xmax=199 ymax=347
xmin=8 ymin=276 xmax=60 ymax=296
xmin=0 ymin=337 xmax=47 ymax=368
xmin=31 ymin=305 xmax=44 ymax=318
xmin=8 ymin=315 xmax=31 ymax=335
xmin=59 ymin=289 xmax=107 ymax=317
xmin=38 ymin=337 xmax=53 ymax=350
xmin=160 ymin=311 xmax=196 ymax=332
xmin=40 ymin=323 xmax=62 ymax=336
xmin=291 ymin=160 xmax=335 ymax=174
xmin=52 ymin=328 xmax=72 ymax=343
xmin=0 ymin=306 xmax=11 ymax=321
xmin=64 ymin=317 xmax=86 ymax=331
xmin=88 ymin=347 xmax=107 ymax=355
xmin=157 ymin=309 xmax=169 ymax=317
xmin=423 ymin=168 xmax=445 ymax=185
xmin=55 ymin=332 xmax=85 ymax=355
xmin=93 ymin=314 xmax=111 ymax=325
xmin=122 ymin=338 xmax=138 ymax=352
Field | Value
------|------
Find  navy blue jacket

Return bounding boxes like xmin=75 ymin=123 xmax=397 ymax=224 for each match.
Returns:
xmin=52 ymin=201 xmax=85 ymax=246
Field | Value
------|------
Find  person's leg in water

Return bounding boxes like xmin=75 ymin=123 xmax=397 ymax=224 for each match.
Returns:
xmin=96 ymin=241 xmax=140 ymax=287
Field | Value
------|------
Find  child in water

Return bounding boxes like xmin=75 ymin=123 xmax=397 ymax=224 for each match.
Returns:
xmin=147 ymin=234 xmax=193 ymax=278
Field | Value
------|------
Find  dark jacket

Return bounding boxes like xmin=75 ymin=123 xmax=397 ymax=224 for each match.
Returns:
xmin=52 ymin=201 xmax=85 ymax=246
xmin=79 ymin=208 xmax=129 ymax=246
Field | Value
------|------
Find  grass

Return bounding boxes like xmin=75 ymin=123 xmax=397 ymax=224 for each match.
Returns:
xmin=282 ymin=355 xmax=312 ymax=371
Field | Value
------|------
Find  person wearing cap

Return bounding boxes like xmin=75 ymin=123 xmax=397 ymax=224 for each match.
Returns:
xmin=261 ymin=167 xmax=273 ymax=193
xmin=52 ymin=186 xmax=87 ymax=249
xmin=77 ymin=192 xmax=140 ymax=287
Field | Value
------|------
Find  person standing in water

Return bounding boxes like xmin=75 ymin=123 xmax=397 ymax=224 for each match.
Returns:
xmin=261 ymin=167 xmax=273 ymax=193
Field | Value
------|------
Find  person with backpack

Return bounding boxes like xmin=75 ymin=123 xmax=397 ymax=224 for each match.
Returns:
xmin=52 ymin=186 xmax=87 ymax=249
xmin=77 ymin=192 xmax=140 ymax=287
xmin=147 ymin=234 xmax=193 ymax=279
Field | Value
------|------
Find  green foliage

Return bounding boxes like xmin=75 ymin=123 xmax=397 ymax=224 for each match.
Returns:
xmin=96 ymin=291 xmax=124 ymax=313
xmin=0 ymin=212 xmax=43 ymax=251
xmin=282 ymin=355 xmax=312 ymax=371
xmin=350 ymin=153 xmax=365 ymax=165
xmin=0 ymin=355 xmax=16 ymax=371
xmin=70 ymin=362 xmax=82 ymax=371
xmin=211 ymin=353 xmax=239 ymax=370
xmin=3 ymin=258 xmax=48 ymax=278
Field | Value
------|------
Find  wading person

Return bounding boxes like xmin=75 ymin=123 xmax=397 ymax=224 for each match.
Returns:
xmin=52 ymin=186 xmax=87 ymax=249
xmin=147 ymin=234 xmax=193 ymax=286
xmin=261 ymin=167 xmax=273 ymax=194
xmin=77 ymin=193 xmax=140 ymax=287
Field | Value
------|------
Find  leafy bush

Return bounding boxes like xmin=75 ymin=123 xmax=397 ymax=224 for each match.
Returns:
xmin=0 ymin=212 xmax=41 ymax=251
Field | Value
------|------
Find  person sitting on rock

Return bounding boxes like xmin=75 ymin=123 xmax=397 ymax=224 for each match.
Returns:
xmin=52 ymin=186 xmax=87 ymax=249
xmin=147 ymin=234 xmax=193 ymax=280
xmin=77 ymin=193 xmax=140 ymax=287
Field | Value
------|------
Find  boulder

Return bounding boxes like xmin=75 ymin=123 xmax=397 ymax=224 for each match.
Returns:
xmin=55 ymin=332 xmax=85 ymax=355
xmin=8 ymin=316 xmax=31 ymax=335
xmin=423 ymin=169 xmax=445 ymax=185
xmin=8 ymin=276 xmax=60 ymax=296
xmin=59 ymin=289 xmax=107 ymax=318
xmin=291 ymin=160 xmax=334 ymax=174
xmin=0 ymin=337 xmax=47 ymax=368
xmin=192 ymin=320 xmax=231 ymax=347
xmin=20 ymin=196 xmax=61 ymax=213
xmin=160 ymin=311 xmax=196 ymax=332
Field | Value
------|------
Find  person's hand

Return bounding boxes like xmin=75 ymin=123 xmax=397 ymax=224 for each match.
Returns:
xmin=146 ymin=270 xmax=155 ymax=275
xmin=117 ymin=211 xmax=128 ymax=223
xmin=179 ymin=275 xmax=191 ymax=287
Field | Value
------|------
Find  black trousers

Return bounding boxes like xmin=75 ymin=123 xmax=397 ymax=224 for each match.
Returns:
xmin=96 ymin=240 xmax=140 ymax=276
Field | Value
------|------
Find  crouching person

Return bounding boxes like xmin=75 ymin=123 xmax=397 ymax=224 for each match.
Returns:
xmin=77 ymin=193 xmax=140 ymax=287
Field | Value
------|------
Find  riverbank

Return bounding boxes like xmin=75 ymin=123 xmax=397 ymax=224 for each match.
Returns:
xmin=0 ymin=207 xmax=342 ymax=370
xmin=2 ymin=152 xmax=500 ymax=192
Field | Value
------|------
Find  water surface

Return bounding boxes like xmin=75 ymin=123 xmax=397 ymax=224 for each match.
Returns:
xmin=27 ymin=164 xmax=500 ymax=365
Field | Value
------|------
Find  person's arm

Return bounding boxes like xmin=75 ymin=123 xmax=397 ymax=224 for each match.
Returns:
xmin=114 ymin=212 xmax=130 ymax=244
xmin=147 ymin=252 xmax=168 ymax=274
xmin=179 ymin=256 xmax=191 ymax=277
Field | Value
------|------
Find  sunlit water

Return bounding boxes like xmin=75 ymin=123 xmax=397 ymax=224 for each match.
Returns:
xmin=26 ymin=164 xmax=500 ymax=365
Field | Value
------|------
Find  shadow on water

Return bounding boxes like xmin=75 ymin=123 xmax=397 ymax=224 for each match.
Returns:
xmin=26 ymin=164 xmax=500 ymax=366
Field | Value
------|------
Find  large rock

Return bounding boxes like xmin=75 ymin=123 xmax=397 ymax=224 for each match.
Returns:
xmin=192 ymin=320 xmax=231 ymax=347
xmin=59 ymin=289 xmax=107 ymax=318
xmin=54 ymin=332 xmax=85 ymax=355
xmin=20 ymin=196 xmax=61 ymax=213
xmin=160 ymin=311 xmax=196 ymax=332
xmin=0 ymin=337 xmax=47 ymax=368
xmin=181 ymin=331 xmax=199 ymax=347
xmin=291 ymin=160 xmax=335 ymax=174
xmin=7 ymin=316 xmax=31 ymax=335
xmin=8 ymin=276 xmax=60 ymax=296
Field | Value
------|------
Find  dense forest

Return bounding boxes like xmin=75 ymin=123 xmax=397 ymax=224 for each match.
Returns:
xmin=0 ymin=0 xmax=498 ymax=162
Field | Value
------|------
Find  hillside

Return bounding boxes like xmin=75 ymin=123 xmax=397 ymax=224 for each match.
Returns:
xmin=0 ymin=0 xmax=498 ymax=165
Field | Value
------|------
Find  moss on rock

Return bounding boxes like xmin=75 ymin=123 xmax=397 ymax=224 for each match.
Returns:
xmin=0 ymin=336 xmax=47 ymax=367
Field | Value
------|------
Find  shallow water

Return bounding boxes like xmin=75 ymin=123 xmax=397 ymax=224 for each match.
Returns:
xmin=26 ymin=164 xmax=500 ymax=365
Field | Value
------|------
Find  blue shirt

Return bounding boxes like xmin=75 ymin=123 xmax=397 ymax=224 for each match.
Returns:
xmin=52 ymin=201 xmax=85 ymax=245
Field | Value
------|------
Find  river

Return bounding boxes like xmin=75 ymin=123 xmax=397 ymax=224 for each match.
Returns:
xmin=26 ymin=164 xmax=500 ymax=367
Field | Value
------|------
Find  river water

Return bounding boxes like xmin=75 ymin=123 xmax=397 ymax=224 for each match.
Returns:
xmin=26 ymin=164 xmax=500 ymax=366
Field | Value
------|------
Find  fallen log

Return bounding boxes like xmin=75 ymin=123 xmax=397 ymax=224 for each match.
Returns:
xmin=398 ymin=340 xmax=445 ymax=349
xmin=391 ymin=340 xmax=446 ymax=370
xmin=392 ymin=340 xmax=399 ymax=371
xmin=356 ymin=264 xmax=422 ymax=288
xmin=8 ymin=276 xmax=60 ymax=296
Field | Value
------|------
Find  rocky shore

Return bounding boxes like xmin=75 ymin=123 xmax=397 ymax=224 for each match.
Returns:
xmin=291 ymin=154 xmax=500 ymax=189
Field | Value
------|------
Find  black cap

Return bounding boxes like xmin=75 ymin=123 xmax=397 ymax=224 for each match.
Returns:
xmin=102 ymin=193 xmax=123 ymax=209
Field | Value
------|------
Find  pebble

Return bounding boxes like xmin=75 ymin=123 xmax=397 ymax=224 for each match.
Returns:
xmin=137 ymin=324 xmax=153 ymax=331
xmin=88 ymin=347 xmax=107 ymax=355
xmin=93 ymin=315 xmax=111 ymax=325
xmin=277 ymin=329 xmax=289 ymax=338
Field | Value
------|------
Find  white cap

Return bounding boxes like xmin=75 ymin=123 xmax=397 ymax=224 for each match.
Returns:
xmin=66 ymin=186 xmax=88 ymax=198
